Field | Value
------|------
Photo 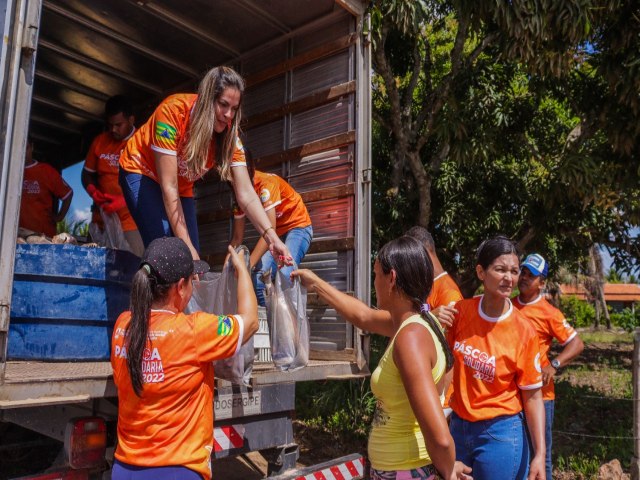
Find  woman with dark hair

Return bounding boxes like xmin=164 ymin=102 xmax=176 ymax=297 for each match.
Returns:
xmin=110 ymin=237 xmax=258 ymax=479
xmin=229 ymin=150 xmax=312 ymax=306
xmin=292 ymin=236 xmax=471 ymax=480
xmin=446 ymin=236 xmax=545 ymax=480
xmin=118 ymin=66 xmax=291 ymax=263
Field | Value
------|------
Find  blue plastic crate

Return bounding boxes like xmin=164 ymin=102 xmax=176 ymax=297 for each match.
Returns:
xmin=8 ymin=244 xmax=138 ymax=361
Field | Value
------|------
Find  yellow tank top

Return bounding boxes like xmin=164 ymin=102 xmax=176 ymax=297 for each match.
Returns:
xmin=368 ymin=314 xmax=446 ymax=471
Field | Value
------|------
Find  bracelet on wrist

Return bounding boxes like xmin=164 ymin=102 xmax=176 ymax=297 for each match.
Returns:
xmin=262 ymin=226 xmax=274 ymax=240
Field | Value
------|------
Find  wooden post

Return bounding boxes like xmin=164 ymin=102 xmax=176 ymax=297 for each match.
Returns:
xmin=632 ymin=329 xmax=640 ymax=480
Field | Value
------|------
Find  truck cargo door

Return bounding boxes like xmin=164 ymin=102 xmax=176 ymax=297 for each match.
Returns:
xmin=0 ymin=0 xmax=42 ymax=382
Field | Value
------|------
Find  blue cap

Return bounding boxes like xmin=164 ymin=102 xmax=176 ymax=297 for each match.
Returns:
xmin=521 ymin=253 xmax=549 ymax=278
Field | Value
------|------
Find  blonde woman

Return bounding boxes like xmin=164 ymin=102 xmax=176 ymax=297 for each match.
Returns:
xmin=119 ymin=66 xmax=290 ymax=262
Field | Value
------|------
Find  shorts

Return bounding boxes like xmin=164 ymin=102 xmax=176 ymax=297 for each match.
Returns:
xmin=371 ymin=464 xmax=440 ymax=479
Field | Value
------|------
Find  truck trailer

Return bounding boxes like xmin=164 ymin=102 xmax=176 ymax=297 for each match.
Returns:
xmin=0 ymin=0 xmax=371 ymax=477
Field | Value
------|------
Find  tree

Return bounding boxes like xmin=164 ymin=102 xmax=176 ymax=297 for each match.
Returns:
xmin=370 ymin=0 xmax=640 ymax=298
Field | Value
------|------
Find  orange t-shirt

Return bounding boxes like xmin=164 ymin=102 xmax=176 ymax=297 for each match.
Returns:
xmin=20 ymin=161 xmax=72 ymax=237
xmin=111 ymin=310 xmax=245 ymax=479
xmin=427 ymin=272 xmax=463 ymax=310
xmin=513 ymin=295 xmax=578 ymax=400
xmin=119 ymin=93 xmax=246 ymax=197
xmin=427 ymin=272 xmax=463 ymax=408
xmin=84 ymin=130 xmax=137 ymax=231
xmin=446 ymin=296 xmax=542 ymax=421
xmin=233 ymin=171 xmax=311 ymax=236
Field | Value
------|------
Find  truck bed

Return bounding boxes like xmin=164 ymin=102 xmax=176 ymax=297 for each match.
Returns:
xmin=0 ymin=359 xmax=366 ymax=409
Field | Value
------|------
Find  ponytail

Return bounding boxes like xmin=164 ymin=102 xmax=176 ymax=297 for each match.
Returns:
xmin=125 ymin=268 xmax=171 ymax=396
xmin=420 ymin=310 xmax=454 ymax=372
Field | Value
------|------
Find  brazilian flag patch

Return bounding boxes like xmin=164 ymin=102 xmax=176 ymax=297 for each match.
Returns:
xmin=217 ymin=315 xmax=234 ymax=336
xmin=155 ymin=122 xmax=177 ymax=143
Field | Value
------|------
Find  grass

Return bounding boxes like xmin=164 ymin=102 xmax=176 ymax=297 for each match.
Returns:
xmin=294 ymin=331 xmax=636 ymax=478
xmin=551 ymin=330 xmax=635 ymax=478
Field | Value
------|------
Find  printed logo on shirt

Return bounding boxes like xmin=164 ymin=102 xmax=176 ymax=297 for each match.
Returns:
xmin=155 ymin=122 xmax=177 ymax=143
xmin=454 ymin=340 xmax=496 ymax=383
xmin=259 ymin=188 xmax=270 ymax=203
xmin=235 ymin=137 xmax=244 ymax=151
xmin=534 ymin=352 xmax=542 ymax=373
xmin=562 ymin=319 xmax=573 ymax=331
xmin=23 ymin=180 xmax=41 ymax=194
xmin=142 ymin=347 xmax=165 ymax=383
xmin=99 ymin=152 xmax=120 ymax=168
xmin=217 ymin=315 xmax=234 ymax=336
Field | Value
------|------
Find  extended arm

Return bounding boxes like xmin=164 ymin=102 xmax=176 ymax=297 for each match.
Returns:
xmin=229 ymin=245 xmax=258 ymax=342
xmin=249 ymin=207 xmax=276 ymax=268
xmin=231 ymin=166 xmax=291 ymax=262
xmin=54 ymin=192 xmax=73 ymax=223
xmin=522 ymin=388 xmax=545 ymax=479
xmin=155 ymin=151 xmax=199 ymax=260
xmin=230 ymin=216 xmax=245 ymax=248
xmin=291 ymin=268 xmax=394 ymax=337
xmin=542 ymin=335 xmax=584 ymax=385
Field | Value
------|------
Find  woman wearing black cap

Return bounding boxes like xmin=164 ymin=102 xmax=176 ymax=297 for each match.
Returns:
xmin=110 ymin=237 xmax=258 ymax=480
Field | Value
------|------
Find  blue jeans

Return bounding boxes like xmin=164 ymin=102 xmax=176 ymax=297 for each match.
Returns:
xmin=119 ymin=170 xmax=199 ymax=250
xmin=450 ymin=411 xmax=530 ymax=480
xmin=112 ymin=459 xmax=202 ymax=479
xmin=544 ymin=400 xmax=554 ymax=480
xmin=253 ymin=225 xmax=313 ymax=306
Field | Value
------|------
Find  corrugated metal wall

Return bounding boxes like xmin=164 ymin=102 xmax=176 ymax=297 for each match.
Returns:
xmin=195 ymin=10 xmax=357 ymax=351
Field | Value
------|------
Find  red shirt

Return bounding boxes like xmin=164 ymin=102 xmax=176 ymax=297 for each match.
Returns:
xmin=446 ymin=296 xmax=543 ymax=421
xmin=513 ymin=295 xmax=578 ymax=400
xmin=119 ymin=94 xmax=246 ymax=197
xmin=84 ymin=130 xmax=137 ymax=231
xmin=20 ymin=161 xmax=72 ymax=237
xmin=111 ymin=310 xmax=245 ymax=479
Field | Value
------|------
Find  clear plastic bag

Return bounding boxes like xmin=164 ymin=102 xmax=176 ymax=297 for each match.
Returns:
xmin=184 ymin=272 xmax=221 ymax=314
xmin=264 ymin=263 xmax=309 ymax=371
xmin=183 ymin=247 xmax=254 ymax=385
xmin=99 ymin=209 xmax=131 ymax=251
xmin=212 ymin=246 xmax=254 ymax=386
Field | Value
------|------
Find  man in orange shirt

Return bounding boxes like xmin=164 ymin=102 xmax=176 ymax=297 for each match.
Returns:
xmin=405 ymin=226 xmax=463 ymax=326
xmin=514 ymin=253 xmax=584 ymax=480
xmin=82 ymin=95 xmax=143 ymax=256
xmin=231 ymin=165 xmax=312 ymax=306
xmin=19 ymin=139 xmax=73 ymax=237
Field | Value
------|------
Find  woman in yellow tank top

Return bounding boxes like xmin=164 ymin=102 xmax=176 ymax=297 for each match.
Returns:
xmin=293 ymin=236 xmax=472 ymax=480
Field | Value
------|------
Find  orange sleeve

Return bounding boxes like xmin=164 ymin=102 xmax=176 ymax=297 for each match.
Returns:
xmin=258 ymin=175 xmax=281 ymax=211
xmin=192 ymin=313 xmax=244 ymax=363
xmin=516 ymin=328 xmax=543 ymax=390
xmin=150 ymin=98 xmax=186 ymax=155
xmin=230 ymin=136 xmax=247 ymax=167
xmin=550 ymin=309 xmax=577 ymax=346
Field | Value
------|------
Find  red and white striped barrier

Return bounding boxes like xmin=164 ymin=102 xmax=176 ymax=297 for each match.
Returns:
xmin=294 ymin=455 xmax=365 ymax=480
xmin=213 ymin=424 xmax=245 ymax=452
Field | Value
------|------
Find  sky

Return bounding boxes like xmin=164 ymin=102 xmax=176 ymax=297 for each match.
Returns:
xmin=62 ymin=162 xmax=92 ymax=225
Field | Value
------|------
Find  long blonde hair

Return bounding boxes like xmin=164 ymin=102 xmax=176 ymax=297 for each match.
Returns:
xmin=183 ymin=66 xmax=245 ymax=181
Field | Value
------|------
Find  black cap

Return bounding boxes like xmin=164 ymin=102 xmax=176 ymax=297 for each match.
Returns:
xmin=141 ymin=237 xmax=209 ymax=284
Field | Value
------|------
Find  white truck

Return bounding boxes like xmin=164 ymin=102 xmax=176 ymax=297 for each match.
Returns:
xmin=0 ymin=0 xmax=372 ymax=478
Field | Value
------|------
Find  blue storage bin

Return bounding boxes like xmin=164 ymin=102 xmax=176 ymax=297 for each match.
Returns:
xmin=8 ymin=244 xmax=138 ymax=361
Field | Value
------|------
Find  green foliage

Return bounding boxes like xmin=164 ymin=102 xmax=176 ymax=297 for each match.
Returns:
xmin=559 ymin=295 xmax=595 ymax=328
xmin=295 ymin=335 xmax=388 ymax=440
xmin=56 ymin=217 xmax=89 ymax=237
xmin=609 ymin=307 xmax=640 ymax=332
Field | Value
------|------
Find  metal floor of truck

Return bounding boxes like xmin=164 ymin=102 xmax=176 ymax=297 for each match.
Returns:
xmin=1 ymin=359 xmax=365 ymax=409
